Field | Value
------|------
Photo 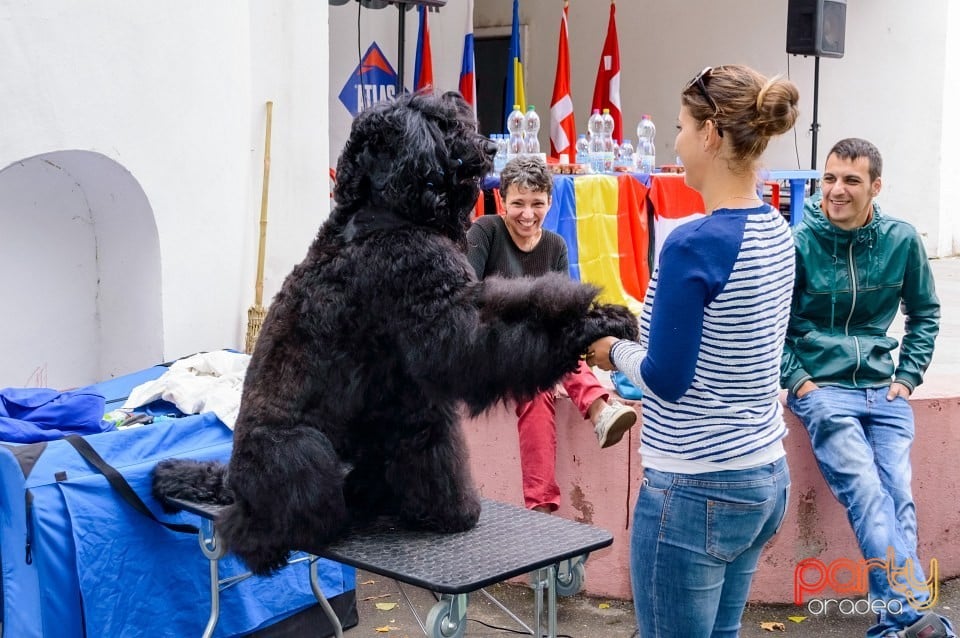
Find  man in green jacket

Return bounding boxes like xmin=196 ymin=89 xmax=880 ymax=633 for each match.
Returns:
xmin=782 ymin=138 xmax=953 ymax=638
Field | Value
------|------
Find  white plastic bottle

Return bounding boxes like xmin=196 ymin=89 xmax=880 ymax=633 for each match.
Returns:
xmin=493 ymin=134 xmax=508 ymax=174
xmin=507 ymin=104 xmax=526 ymax=158
xmin=587 ymin=109 xmax=604 ymax=173
xmin=600 ymin=109 xmax=616 ymax=173
xmin=575 ymin=134 xmax=590 ymax=166
xmin=636 ymin=114 xmax=657 ymax=174
xmin=618 ymin=139 xmax=635 ymax=171
xmin=523 ymin=105 xmax=541 ymax=154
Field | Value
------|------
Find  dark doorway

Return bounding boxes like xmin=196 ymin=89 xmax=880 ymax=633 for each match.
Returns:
xmin=475 ymin=35 xmax=509 ymax=136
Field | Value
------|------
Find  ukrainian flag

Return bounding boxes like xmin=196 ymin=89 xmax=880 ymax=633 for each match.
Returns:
xmin=503 ymin=0 xmax=525 ymax=131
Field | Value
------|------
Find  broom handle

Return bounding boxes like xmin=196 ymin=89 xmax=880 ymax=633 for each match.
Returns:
xmin=254 ymin=101 xmax=273 ymax=307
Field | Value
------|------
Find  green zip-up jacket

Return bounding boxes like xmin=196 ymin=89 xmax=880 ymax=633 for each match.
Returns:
xmin=780 ymin=195 xmax=940 ymax=395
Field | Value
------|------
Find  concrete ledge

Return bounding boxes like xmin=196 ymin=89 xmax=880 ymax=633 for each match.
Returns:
xmin=463 ymin=390 xmax=960 ymax=603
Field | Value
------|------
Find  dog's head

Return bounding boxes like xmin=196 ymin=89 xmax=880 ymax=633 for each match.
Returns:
xmin=332 ymin=91 xmax=495 ymax=243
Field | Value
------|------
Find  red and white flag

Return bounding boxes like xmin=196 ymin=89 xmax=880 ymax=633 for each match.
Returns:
xmin=591 ymin=0 xmax=622 ymax=142
xmin=549 ymin=1 xmax=576 ymax=159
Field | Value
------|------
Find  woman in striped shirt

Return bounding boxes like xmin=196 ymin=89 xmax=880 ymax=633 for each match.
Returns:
xmin=587 ymin=64 xmax=799 ymax=638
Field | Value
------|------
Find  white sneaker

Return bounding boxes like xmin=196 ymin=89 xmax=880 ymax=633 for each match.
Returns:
xmin=594 ymin=401 xmax=637 ymax=449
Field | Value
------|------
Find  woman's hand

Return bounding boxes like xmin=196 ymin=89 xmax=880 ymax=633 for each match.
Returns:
xmin=585 ymin=336 xmax=619 ymax=371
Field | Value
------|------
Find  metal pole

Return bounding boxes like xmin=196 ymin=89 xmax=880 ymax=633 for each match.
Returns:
xmin=809 ymin=55 xmax=821 ymax=195
xmin=396 ymin=4 xmax=406 ymax=93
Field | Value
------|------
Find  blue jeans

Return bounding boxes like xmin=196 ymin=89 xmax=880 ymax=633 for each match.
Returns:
xmin=788 ymin=386 xmax=955 ymax=638
xmin=630 ymin=457 xmax=789 ymax=638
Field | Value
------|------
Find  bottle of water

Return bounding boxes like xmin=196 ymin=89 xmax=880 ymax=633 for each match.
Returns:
xmin=523 ymin=105 xmax=541 ymax=154
xmin=575 ymin=134 xmax=590 ymax=166
xmin=587 ymin=109 xmax=604 ymax=173
xmin=636 ymin=114 xmax=657 ymax=174
xmin=507 ymin=104 xmax=526 ymax=158
xmin=493 ymin=134 xmax=508 ymax=174
xmin=618 ymin=139 xmax=635 ymax=171
xmin=600 ymin=109 xmax=616 ymax=173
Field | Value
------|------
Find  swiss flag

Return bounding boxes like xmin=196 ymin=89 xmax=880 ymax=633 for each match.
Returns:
xmin=549 ymin=1 xmax=576 ymax=159
xmin=591 ymin=1 xmax=622 ymax=142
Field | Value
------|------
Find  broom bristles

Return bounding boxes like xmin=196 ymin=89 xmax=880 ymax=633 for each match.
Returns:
xmin=245 ymin=304 xmax=267 ymax=354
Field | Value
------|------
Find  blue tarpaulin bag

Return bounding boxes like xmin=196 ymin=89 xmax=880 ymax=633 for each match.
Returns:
xmin=0 ymin=388 xmax=113 ymax=443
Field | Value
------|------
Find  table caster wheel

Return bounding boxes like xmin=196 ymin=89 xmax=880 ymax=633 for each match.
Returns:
xmin=426 ymin=597 xmax=465 ymax=638
xmin=555 ymin=555 xmax=586 ymax=597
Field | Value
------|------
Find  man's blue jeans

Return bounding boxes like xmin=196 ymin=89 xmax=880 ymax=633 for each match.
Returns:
xmin=630 ymin=457 xmax=789 ymax=638
xmin=788 ymin=386 xmax=953 ymax=637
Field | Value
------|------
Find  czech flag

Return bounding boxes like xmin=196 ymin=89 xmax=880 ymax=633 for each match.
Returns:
xmin=549 ymin=1 xmax=576 ymax=159
xmin=503 ymin=0 xmax=526 ymax=132
xmin=458 ymin=0 xmax=476 ymax=114
xmin=413 ymin=5 xmax=433 ymax=92
xmin=591 ymin=1 xmax=622 ymax=142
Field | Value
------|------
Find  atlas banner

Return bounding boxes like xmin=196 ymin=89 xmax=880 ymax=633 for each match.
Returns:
xmin=338 ymin=42 xmax=399 ymax=117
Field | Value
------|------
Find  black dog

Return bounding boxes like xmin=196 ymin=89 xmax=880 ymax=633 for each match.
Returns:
xmin=153 ymin=91 xmax=637 ymax=575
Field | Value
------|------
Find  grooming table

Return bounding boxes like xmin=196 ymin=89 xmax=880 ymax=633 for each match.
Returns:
xmin=166 ymin=497 xmax=613 ymax=638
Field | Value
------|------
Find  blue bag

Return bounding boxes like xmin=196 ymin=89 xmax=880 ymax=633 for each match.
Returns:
xmin=611 ymin=371 xmax=643 ymax=401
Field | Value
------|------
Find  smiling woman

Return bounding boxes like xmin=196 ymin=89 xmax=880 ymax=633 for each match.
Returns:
xmin=585 ymin=64 xmax=801 ymax=638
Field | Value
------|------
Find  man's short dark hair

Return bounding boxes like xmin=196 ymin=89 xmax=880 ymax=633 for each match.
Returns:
xmin=828 ymin=138 xmax=883 ymax=182
xmin=499 ymin=156 xmax=553 ymax=199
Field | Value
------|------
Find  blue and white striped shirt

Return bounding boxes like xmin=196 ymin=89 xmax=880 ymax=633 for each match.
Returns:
xmin=610 ymin=205 xmax=795 ymax=473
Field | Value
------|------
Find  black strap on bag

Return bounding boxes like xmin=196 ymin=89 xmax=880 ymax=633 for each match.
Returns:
xmin=64 ymin=435 xmax=198 ymax=535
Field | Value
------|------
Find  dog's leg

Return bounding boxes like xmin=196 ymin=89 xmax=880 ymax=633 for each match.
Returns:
xmin=387 ymin=415 xmax=481 ymax=534
xmin=220 ymin=424 xmax=350 ymax=574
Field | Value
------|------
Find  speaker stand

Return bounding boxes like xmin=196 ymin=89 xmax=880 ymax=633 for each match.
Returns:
xmin=808 ymin=55 xmax=821 ymax=195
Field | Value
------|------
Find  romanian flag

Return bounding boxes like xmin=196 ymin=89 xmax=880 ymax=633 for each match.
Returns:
xmin=503 ymin=0 xmax=526 ymax=131
xmin=591 ymin=1 xmax=622 ymax=142
xmin=413 ymin=6 xmax=433 ymax=92
xmin=458 ymin=0 xmax=476 ymax=114
xmin=549 ymin=1 xmax=576 ymax=159
xmin=543 ymin=173 xmax=652 ymax=313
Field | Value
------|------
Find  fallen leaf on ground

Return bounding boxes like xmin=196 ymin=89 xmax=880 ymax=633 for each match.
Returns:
xmin=361 ymin=594 xmax=394 ymax=601
xmin=788 ymin=616 xmax=807 ymax=623
xmin=598 ymin=602 xmax=610 ymax=609
xmin=760 ymin=621 xmax=786 ymax=631
xmin=374 ymin=625 xmax=400 ymax=632
xmin=360 ymin=579 xmax=376 ymax=585
xmin=375 ymin=602 xmax=399 ymax=611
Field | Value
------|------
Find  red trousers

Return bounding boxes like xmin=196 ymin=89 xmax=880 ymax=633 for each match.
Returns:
xmin=516 ymin=360 xmax=609 ymax=511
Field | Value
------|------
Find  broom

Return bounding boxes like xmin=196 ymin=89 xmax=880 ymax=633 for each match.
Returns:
xmin=245 ymin=100 xmax=274 ymax=354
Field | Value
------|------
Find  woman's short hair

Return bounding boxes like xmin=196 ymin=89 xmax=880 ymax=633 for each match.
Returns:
xmin=681 ymin=65 xmax=800 ymax=168
xmin=499 ymin=155 xmax=553 ymax=199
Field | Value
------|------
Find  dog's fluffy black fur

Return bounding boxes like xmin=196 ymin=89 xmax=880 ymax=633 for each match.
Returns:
xmin=152 ymin=91 xmax=638 ymax=575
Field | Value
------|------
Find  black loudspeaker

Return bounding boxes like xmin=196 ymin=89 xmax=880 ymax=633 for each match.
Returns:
xmin=786 ymin=0 xmax=846 ymax=58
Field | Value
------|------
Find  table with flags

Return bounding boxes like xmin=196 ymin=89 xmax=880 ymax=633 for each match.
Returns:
xmin=480 ymin=171 xmax=708 ymax=313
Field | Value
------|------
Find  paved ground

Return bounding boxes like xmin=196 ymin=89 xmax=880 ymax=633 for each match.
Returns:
xmin=350 ymin=569 xmax=960 ymax=637
xmin=345 ymin=257 xmax=960 ymax=638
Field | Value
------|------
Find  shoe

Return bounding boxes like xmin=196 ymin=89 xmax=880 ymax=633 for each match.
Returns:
xmin=897 ymin=613 xmax=950 ymax=638
xmin=594 ymin=401 xmax=637 ymax=449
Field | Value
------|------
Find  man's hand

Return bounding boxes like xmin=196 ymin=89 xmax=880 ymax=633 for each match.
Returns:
xmin=887 ymin=382 xmax=912 ymax=401
xmin=795 ymin=380 xmax=819 ymax=399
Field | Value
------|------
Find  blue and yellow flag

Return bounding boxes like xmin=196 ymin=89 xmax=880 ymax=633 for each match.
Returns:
xmin=503 ymin=0 xmax=526 ymax=131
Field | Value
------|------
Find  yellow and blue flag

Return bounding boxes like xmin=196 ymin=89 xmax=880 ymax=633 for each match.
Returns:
xmin=503 ymin=0 xmax=526 ymax=131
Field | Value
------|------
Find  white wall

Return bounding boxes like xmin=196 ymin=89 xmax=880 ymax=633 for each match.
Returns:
xmin=0 ymin=0 xmax=330 ymax=387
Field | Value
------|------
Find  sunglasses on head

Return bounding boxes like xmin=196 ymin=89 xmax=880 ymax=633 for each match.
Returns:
xmin=686 ymin=66 xmax=723 ymax=137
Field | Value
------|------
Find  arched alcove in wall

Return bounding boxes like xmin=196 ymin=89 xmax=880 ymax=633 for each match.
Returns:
xmin=0 ymin=151 xmax=163 ymax=390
